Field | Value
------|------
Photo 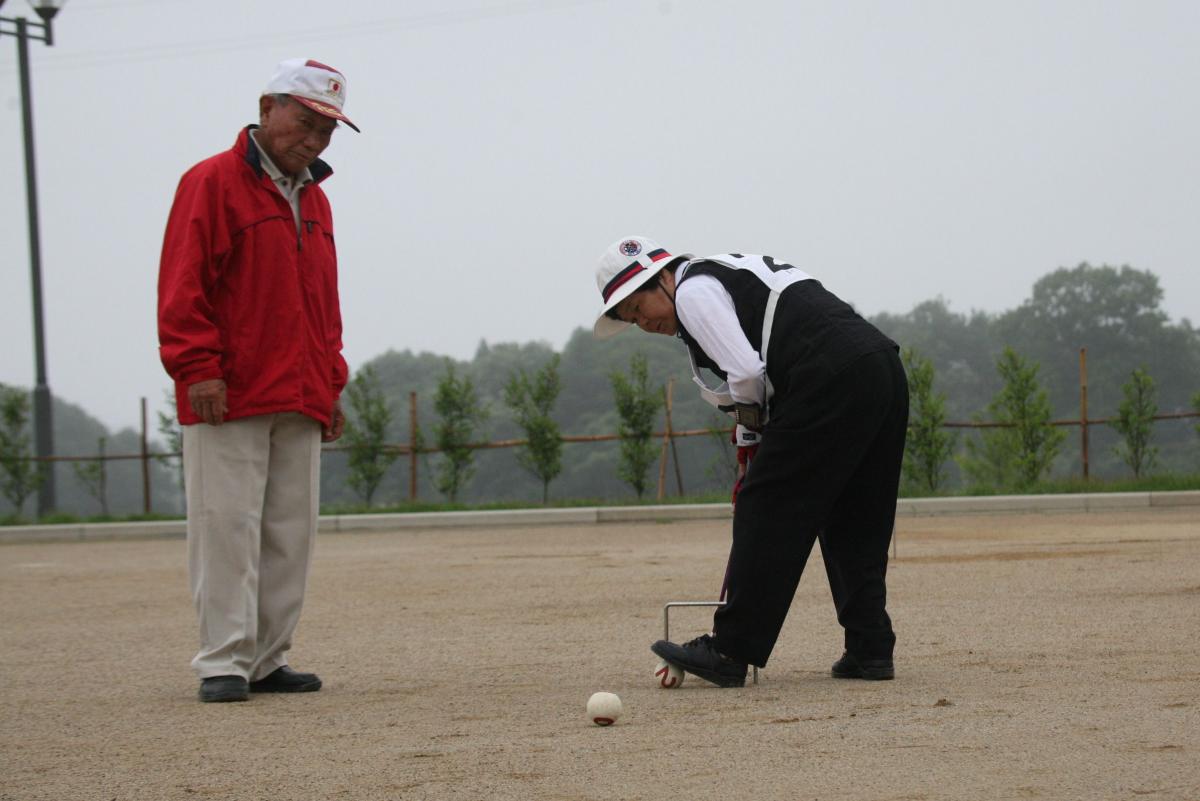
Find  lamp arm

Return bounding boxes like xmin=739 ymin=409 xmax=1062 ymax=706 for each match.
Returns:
xmin=0 ymin=14 xmax=51 ymax=44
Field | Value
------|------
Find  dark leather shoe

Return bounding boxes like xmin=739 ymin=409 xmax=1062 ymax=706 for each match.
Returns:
xmin=249 ymin=665 xmax=322 ymax=693
xmin=831 ymin=651 xmax=894 ymax=680
xmin=199 ymin=675 xmax=249 ymax=702
xmin=651 ymin=634 xmax=748 ymax=688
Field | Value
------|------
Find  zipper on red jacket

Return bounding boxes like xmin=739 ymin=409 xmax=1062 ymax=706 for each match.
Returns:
xmin=298 ymin=220 xmax=315 ymax=251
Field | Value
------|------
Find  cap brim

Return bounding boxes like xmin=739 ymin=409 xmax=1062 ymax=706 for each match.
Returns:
xmin=292 ymin=95 xmax=361 ymax=132
xmin=593 ymin=314 xmax=632 ymax=339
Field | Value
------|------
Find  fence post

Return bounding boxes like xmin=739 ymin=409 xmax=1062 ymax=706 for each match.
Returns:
xmin=1079 ymin=347 xmax=1089 ymax=481
xmin=409 ymin=391 xmax=418 ymax=502
xmin=140 ymin=396 xmax=151 ymax=514
xmin=98 ymin=436 xmax=109 ymax=517
xmin=656 ymin=381 xmax=671 ymax=501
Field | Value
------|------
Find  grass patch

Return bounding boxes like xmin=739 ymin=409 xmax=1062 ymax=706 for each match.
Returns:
xmin=2 ymin=511 xmax=184 ymax=526
xmin=950 ymin=473 xmax=1200 ymax=497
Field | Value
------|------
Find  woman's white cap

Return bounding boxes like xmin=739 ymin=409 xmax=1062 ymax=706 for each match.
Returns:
xmin=592 ymin=235 xmax=685 ymax=339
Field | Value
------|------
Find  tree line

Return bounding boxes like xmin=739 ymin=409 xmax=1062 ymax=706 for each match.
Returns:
xmin=327 ymin=352 xmax=666 ymax=507
xmin=330 ymin=340 xmax=1195 ymax=508
xmin=317 ymin=261 xmax=1200 ymax=506
xmin=2 ymin=262 xmax=1198 ymax=519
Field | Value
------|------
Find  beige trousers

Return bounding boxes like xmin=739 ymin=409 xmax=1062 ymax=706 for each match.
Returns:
xmin=183 ymin=412 xmax=321 ymax=681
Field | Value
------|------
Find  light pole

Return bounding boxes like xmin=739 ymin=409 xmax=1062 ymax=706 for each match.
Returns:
xmin=1 ymin=0 xmax=66 ymax=516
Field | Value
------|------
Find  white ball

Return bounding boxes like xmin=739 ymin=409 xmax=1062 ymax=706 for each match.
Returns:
xmin=654 ymin=659 xmax=685 ymax=689
xmin=586 ymin=691 xmax=622 ymax=726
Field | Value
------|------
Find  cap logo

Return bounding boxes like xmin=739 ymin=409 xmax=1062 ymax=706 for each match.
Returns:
xmin=619 ymin=239 xmax=642 ymax=258
xmin=327 ymin=78 xmax=343 ymax=98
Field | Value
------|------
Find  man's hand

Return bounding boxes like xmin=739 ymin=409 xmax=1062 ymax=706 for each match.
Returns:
xmin=323 ymin=399 xmax=345 ymax=442
xmin=188 ymin=379 xmax=228 ymax=426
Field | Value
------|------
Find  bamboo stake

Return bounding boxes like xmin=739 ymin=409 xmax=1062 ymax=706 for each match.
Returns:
xmin=140 ymin=397 xmax=150 ymax=514
xmin=1080 ymin=347 xmax=1089 ymax=481
xmin=409 ymin=391 xmax=418 ymax=501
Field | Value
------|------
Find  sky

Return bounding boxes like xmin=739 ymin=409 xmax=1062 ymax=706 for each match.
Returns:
xmin=2 ymin=0 xmax=1198 ymax=432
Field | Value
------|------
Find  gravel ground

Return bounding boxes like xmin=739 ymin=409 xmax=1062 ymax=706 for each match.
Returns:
xmin=1 ymin=507 xmax=1197 ymax=801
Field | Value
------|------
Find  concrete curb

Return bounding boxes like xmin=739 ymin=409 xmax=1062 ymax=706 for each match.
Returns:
xmin=2 ymin=491 xmax=1197 ymax=545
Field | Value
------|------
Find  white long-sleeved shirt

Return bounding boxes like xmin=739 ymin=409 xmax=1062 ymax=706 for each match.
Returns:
xmin=675 ymin=272 xmax=766 ymax=408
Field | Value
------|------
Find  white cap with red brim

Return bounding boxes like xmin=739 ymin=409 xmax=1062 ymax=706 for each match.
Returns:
xmin=264 ymin=58 xmax=360 ymax=132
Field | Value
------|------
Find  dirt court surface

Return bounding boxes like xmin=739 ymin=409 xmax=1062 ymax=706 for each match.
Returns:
xmin=2 ymin=507 xmax=1198 ymax=801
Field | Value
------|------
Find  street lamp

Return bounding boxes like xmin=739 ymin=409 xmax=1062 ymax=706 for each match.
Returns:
xmin=1 ymin=0 xmax=67 ymax=516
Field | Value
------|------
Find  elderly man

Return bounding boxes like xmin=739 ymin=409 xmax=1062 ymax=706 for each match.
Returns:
xmin=158 ymin=59 xmax=359 ymax=702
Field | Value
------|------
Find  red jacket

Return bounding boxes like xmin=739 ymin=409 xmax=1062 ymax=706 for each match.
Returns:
xmin=158 ymin=126 xmax=349 ymax=427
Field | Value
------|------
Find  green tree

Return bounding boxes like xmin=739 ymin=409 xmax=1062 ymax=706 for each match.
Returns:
xmin=1193 ymin=391 xmax=1200 ymax=437
xmin=610 ymin=353 xmax=661 ymax=499
xmin=0 ymin=384 xmax=41 ymax=519
xmin=901 ymin=348 xmax=957 ymax=494
xmin=343 ymin=366 xmax=399 ymax=507
xmin=433 ymin=361 xmax=488 ymax=503
xmin=704 ymin=414 xmax=738 ymax=486
xmin=994 ymin=263 xmax=1200 ymax=418
xmin=1111 ymin=368 xmax=1158 ymax=479
xmin=72 ymin=437 xmax=109 ymax=515
xmin=503 ymin=355 xmax=563 ymax=504
xmin=999 ymin=264 xmax=1167 ymax=345
xmin=961 ymin=347 xmax=1066 ymax=490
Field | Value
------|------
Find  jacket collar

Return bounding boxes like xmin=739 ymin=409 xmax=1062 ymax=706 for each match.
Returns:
xmin=237 ymin=124 xmax=333 ymax=184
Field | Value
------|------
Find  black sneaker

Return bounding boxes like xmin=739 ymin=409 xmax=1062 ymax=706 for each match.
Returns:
xmin=651 ymin=634 xmax=748 ymax=688
xmin=199 ymin=675 xmax=249 ymax=702
xmin=249 ymin=666 xmax=322 ymax=693
xmin=831 ymin=651 xmax=894 ymax=680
